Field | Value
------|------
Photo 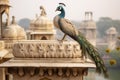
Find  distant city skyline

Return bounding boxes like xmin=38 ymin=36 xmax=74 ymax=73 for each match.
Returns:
xmin=8 ymin=0 xmax=120 ymax=21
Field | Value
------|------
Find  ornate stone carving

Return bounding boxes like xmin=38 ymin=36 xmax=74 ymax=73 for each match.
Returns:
xmin=57 ymin=43 xmax=65 ymax=58
xmin=47 ymin=44 xmax=56 ymax=58
xmin=73 ymin=68 xmax=78 ymax=76
xmin=66 ymin=44 xmax=73 ymax=58
xmin=58 ymin=69 xmax=63 ymax=76
xmin=74 ymin=44 xmax=81 ymax=58
xmin=18 ymin=68 xmax=24 ymax=76
xmin=66 ymin=69 xmax=70 ymax=77
xmin=13 ymin=41 xmax=82 ymax=58
xmin=39 ymin=68 xmax=44 ymax=76
xmin=13 ymin=43 xmax=27 ymax=58
xmin=83 ymin=68 xmax=88 ymax=76
xmin=30 ymin=68 xmax=35 ymax=76
xmin=48 ymin=69 xmax=53 ymax=76
xmin=37 ymin=44 xmax=45 ymax=57
xmin=28 ymin=44 xmax=37 ymax=58
xmin=8 ymin=67 xmax=89 ymax=78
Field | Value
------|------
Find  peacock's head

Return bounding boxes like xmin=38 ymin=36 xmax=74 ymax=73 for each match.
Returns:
xmin=55 ymin=6 xmax=64 ymax=12
xmin=55 ymin=3 xmax=66 ymax=12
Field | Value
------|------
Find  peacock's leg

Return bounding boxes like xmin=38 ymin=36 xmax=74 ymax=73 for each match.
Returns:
xmin=62 ymin=34 xmax=67 ymax=40
xmin=57 ymin=34 xmax=67 ymax=42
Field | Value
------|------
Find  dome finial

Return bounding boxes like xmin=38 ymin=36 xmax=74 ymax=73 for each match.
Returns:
xmin=11 ymin=16 xmax=16 ymax=24
xmin=40 ymin=6 xmax=47 ymax=16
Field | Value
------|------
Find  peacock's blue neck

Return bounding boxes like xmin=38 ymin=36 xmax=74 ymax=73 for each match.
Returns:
xmin=58 ymin=9 xmax=65 ymax=18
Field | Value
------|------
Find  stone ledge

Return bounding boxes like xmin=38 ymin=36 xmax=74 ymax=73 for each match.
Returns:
xmin=0 ymin=58 xmax=95 ymax=68
xmin=13 ymin=40 xmax=82 ymax=58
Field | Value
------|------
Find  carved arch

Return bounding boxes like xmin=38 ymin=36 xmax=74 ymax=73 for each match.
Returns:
xmin=41 ymin=36 xmax=47 ymax=40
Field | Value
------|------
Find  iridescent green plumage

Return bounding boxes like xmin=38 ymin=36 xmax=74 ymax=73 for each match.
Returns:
xmin=77 ymin=34 xmax=108 ymax=77
xmin=54 ymin=3 xmax=108 ymax=78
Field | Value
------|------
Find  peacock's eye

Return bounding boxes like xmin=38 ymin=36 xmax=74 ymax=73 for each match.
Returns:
xmin=59 ymin=7 xmax=61 ymax=10
xmin=58 ymin=7 xmax=61 ymax=11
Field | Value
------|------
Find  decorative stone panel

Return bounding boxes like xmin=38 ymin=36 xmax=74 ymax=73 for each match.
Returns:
xmin=13 ymin=40 xmax=81 ymax=58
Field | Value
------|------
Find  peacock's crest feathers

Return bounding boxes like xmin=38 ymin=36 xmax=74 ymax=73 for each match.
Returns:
xmin=59 ymin=3 xmax=66 ymax=7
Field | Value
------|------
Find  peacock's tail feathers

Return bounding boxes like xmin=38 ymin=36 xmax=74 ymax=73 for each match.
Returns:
xmin=76 ymin=33 xmax=109 ymax=78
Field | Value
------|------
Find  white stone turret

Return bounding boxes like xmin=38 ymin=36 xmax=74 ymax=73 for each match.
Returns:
xmin=0 ymin=0 xmax=11 ymax=38
xmin=79 ymin=12 xmax=96 ymax=46
xmin=106 ymin=27 xmax=118 ymax=49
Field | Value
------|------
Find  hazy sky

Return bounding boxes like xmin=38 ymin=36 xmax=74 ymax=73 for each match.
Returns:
xmin=9 ymin=0 xmax=120 ymax=21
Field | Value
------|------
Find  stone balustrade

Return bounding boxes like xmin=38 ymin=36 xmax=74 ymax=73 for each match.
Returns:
xmin=8 ymin=67 xmax=88 ymax=77
xmin=5 ymin=43 xmax=14 ymax=50
xmin=13 ymin=40 xmax=82 ymax=58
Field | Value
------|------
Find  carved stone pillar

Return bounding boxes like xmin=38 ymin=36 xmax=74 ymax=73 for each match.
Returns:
xmin=0 ymin=68 xmax=5 ymax=80
xmin=18 ymin=68 xmax=24 ymax=76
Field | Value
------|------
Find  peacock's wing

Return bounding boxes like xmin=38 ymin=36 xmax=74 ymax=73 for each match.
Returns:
xmin=59 ymin=18 xmax=79 ymax=38
xmin=54 ymin=16 xmax=60 ymax=29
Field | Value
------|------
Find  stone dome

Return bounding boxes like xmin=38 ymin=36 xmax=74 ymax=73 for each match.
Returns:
xmin=3 ymin=16 xmax=26 ymax=40
xmin=30 ymin=19 xmax=35 ymax=29
xmin=35 ymin=16 xmax=53 ymax=27
xmin=80 ymin=20 xmax=96 ymax=28
xmin=30 ymin=15 xmax=53 ymax=31
xmin=29 ymin=6 xmax=53 ymax=31
xmin=106 ymin=27 xmax=117 ymax=34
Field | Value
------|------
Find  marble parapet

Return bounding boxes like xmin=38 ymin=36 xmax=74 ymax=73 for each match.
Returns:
xmin=13 ymin=40 xmax=82 ymax=58
xmin=0 ymin=58 xmax=95 ymax=68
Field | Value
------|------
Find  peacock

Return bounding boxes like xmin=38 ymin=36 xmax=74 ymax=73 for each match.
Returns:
xmin=53 ymin=3 xmax=108 ymax=78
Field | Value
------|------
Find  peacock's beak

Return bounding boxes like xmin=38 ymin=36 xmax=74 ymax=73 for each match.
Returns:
xmin=55 ymin=9 xmax=58 ymax=12
xmin=55 ymin=8 xmax=59 ymax=12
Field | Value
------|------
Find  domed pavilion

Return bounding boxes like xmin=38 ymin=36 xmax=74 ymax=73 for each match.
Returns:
xmin=28 ymin=6 xmax=55 ymax=40
xmin=2 ymin=16 xmax=26 ymax=42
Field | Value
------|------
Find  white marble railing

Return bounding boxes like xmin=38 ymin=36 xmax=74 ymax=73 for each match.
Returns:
xmin=13 ymin=40 xmax=82 ymax=58
xmin=5 ymin=43 xmax=14 ymax=49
